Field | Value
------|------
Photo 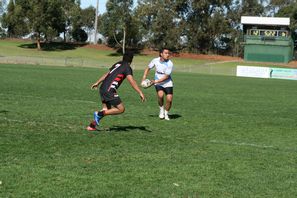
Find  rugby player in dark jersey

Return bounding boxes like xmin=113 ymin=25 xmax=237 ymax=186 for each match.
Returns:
xmin=87 ymin=52 xmax=146 ymax=131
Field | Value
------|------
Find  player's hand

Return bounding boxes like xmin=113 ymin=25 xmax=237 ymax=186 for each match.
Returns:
xmin=91 ymin=83 xmax=99 ymax=90
xmin=140 ymin=93 xmax=146 ymax=102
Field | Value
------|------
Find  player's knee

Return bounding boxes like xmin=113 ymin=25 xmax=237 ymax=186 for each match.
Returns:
xmin=119 ymin=106 xmax=125 ymax=113
xmin=167 ymin=96 xmax=173 ymax=103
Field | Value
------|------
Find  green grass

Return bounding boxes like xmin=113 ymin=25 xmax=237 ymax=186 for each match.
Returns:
xmin=0 ymin=40 xmax=215 ymax=71
xmin=1 ymin=40 xmax=293 ymax=78
xmin=1 ymin=63 xmax=297 ymax=197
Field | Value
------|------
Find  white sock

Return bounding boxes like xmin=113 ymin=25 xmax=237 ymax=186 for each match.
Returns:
xmin=165 ymin=110 xmax=169 ymax=116
xmin=159 ymin=106 xmax=164 ymax=112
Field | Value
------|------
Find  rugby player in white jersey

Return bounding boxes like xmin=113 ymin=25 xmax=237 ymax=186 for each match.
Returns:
xmin=141 ymin=48 xmax=174 ymax=120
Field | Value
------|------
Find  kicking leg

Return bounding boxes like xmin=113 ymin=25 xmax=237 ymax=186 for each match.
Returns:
xmin=87 ymin=102 xmax=108 ymax=130
xmin=103 ymin=103 xmax=125 ymax=115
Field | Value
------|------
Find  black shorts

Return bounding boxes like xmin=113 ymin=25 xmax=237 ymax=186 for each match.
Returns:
xmin=155 ymin=85 xmax=173 ymax=95
xmin=100 ymin=89 xmax=122 ymax=108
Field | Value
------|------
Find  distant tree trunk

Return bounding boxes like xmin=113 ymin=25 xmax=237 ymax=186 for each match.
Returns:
xmin=122 ymin=26 xmax=126 ymax=54
xmin=36 ymin=32 xmax=41 ymax=50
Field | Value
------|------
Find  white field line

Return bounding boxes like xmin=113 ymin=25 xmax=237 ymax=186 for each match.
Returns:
xmin=0 ymin=117 xmax=78 ymax=129
xmin=0 ymin=93 xmax=97 ymax=104
xmin=210 ymin=139 xmax=275 ymax=149
xmin=210 ymin=140 xmax=297 ymax=152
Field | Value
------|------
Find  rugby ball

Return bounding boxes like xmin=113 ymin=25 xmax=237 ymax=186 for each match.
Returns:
xmin=141 ymin=79 xmax=153 ymax=88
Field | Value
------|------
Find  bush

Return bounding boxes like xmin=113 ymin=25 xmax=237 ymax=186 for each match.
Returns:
xmin=0 ymin=27 xmax=6 ymax=39
xmin=72 ymin=28 xmax=88 ymax=42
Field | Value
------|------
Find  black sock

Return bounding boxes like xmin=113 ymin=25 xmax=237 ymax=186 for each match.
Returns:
xmin=97 ymin=111 xmax=104 ymax=117
xmin=89 ymin=121 xmax=96 ymax=128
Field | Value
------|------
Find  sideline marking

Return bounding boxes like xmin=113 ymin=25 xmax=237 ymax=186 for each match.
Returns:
xmin=210 ymin=139 xmax=297 ymax=152
xmin=0 ymin=93 xmax=96 ymax=104
xmin=210 ymin=139 xmax=274 ymax=149
xmin=0 ymin=117 xmax=77 ymax=129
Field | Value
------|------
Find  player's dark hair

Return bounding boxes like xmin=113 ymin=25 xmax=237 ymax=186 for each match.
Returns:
xmin=122 ymin=51 xmax=134 ymax=63
xmin=159 ymin=48 xmax=170 ymax=56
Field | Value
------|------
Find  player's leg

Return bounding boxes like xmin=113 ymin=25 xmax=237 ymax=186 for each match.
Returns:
xmin=156 ymin=86 xmax=165 ymax=119
xmin=164 ymin=87 xmax=173 ymax=120
xmin=101 ymin=102 xmax=109 ymax=111
xmin=157 ymin=90 xmax=165 ymax=107
xmin=165 ymin=94 xmax=173 ymax=111
xmin=87 ymin=101 xmax=108 ymax=131
xmin=102 ymin=102 xmax=125 ymax=115
xmin=93 ymin=97 xmax=124 ymax=125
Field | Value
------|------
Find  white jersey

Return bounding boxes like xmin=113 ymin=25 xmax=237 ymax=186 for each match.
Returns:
xmin=148 ymin=57 xmax=173 ymax=88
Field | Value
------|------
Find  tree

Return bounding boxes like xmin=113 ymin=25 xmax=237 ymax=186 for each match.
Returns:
xmin=184 ymin=0 xmax=234 ymax=53
xmin=275 ymin=2 xmax=297 ymax=31
xmin=0 ymin=0 xmax=6 ymax=38
xmin=72 ymin=28 xmax=88 ymax=42
xmin=1 ymin=0 xmax=29 ymax=38
xmin=1 ymin=0 xmax=82 ymax=49
xmin=60 ymin=0 xmax=82 ymax=42
xmin=0 ymin=0 xmax=6 ymax=15
xmin=101 ymin=0 xmax=136 ymax=53
xmin=135 ymin=0 xmax=187 ymax=50
xmin=240 ymin=0 xmax=265 ymax=16
xmin=81 ymin=6 xmax=96 ymax=43
xmin=24 ymin=0 xmax=67 ymax=49
xmin=265 ymin=0 xmax=294 ymax=16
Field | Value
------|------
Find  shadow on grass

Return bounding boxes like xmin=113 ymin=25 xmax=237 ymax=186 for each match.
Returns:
xmin=0 ymin=110 xmax=9 ymax=114
xmin=149 ymin=114 xmax=182 ymax=120
xmin=89 ymin=125 xmax=152 ymax=133
xmin=108 ymin=125 xmax=152 ymax=132
xmin=18 ymin=42 xmax=87 ymax=51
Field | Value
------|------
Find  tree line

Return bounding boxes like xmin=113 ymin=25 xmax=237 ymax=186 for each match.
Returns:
xmin=1 ymin=0 xmax=297 ymax=55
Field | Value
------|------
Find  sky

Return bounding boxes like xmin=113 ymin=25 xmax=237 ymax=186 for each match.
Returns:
xmin=80 ymin=0 xmax=107 ymax=14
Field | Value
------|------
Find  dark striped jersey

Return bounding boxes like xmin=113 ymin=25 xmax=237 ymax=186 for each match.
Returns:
xmin=100 ymin=61 xmax=133 ymax=92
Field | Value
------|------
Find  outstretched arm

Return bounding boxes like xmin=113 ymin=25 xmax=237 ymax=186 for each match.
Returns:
xmin=127 ymin=75 xmax=146 ymax=102
xmin=91 ymin=72 xmax=109 ymax=89
xmin=152 ymin=75 xmax=169 ymax=84
xmin=142 ymin=67 xmax=151 ymax=81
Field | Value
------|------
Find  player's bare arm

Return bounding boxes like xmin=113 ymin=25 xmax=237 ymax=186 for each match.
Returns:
xmin=127 ymin=75 xmax=146 ymax=102
xmin=142 ymin=67 xmax=151 ymax=82
xmin=91 ymin=72 xmax=109 ymax=89
xmin=152 ymin=74 xmax=169 ymax=84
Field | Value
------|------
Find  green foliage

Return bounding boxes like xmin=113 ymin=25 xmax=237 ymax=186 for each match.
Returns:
xmin=240 ymin=0 xmax=264 ymax=16
xmin=1 ymin=0 xmax=296 ymax=55
xmin=266 ymin=0 xmax=294 ymax=16
xmin=1 ymin=64 xmax=297 ymax=196
xmin=1 ymin=0 xmax=83 ymax=49
xmin=0 ymin=0 xmax=6 ymax=14
xmin=26 ymin=0 xmax=67 ymax=41
xmin=135 ymin=0 xmax=186 ymax=50
xmin=1 ymin=0 xmax=29 ymax=37
xmin=100 ymin=0 xmax=140 ymax=51
xmin=81 ymin=6 xmax=96 ymax=31
xmin=276 ymin=3 xmax=297 ymax=30
xmin=72 ymin=28 xmax=88 ymax=42
xmin=0 ymin=27 xmax=5 ymax=38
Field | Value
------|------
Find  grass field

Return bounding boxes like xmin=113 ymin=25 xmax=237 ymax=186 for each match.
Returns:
xmin=0 ymin=40 xmax=208 ymax=64
xmin=1 ymin=63 xmax=297 ymax=197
